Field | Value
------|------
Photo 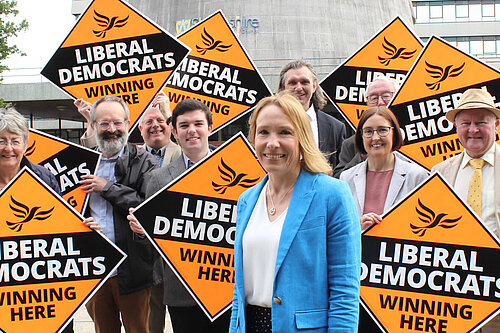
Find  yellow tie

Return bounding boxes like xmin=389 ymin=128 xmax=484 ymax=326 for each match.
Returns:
xmin=467 ymin=158 xmax=485 ymax=217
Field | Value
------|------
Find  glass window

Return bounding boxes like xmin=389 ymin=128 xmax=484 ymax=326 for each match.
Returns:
xmin=445 ymin=37 xmax=457 ymax=47
xmin=416 ymin=4 xmax=430 ymax=22
xmin=496 ymin=39 xmax=500 ymax=55
xmin=457 ymin=39 xmax=470 ymax=53
xmin=470 ymin=3 xmax=482 ymax=20
xmin=470 ymin=38 xmax=483 ymax=55
xmin=483 ymin=3 xmax=495 ymax=17
xmin=443 ymin=4 xmax=456 ymax=21
xmin=456 ymin=3 xmax=469 ymax=18
xmin=484 ymin=38 xmax=496 ymax=54
xmin=430 ymin=4 xmax=443 ymax=18
xmin=496 ymin=4 xmax=500 ymax=20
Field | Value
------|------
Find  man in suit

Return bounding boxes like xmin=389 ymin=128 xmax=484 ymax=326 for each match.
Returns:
xmin=129 ymin=99 xmax=231 ymax=332
xmin=334 ymin=76 xmax=397 ymax=178
xmin=278 ymin=59 xmax=346 ymax=167
xmin=432 ymin=89 xmax=500 ymax=333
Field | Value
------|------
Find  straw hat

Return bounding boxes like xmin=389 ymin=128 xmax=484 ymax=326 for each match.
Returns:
xmin=446 ymin=88 xmax=500 ymax=122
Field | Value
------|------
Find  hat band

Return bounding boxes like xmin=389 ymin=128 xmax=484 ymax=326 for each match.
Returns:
xmin=459 ymin=100 xmax=496 ymax=109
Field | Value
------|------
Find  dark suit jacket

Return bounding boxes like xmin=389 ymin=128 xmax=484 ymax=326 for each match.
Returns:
xmin=317 ymin=110 xmax=346 ymax=167
xmin=145 ymin=156 xmax=198 ymax=307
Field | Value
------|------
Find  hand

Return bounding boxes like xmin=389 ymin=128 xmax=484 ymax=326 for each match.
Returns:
xmin=152 ymin=91 xmax=171 ymax=117
xmin=127 ymin=207 xmax=145 ymax=235
xmin=74 ymin=98 xmax=95 ymax=138
xmin=80 ymin=175 xmax=108 ymax=194
xmin=360 ymin=213 xmax=382 ymax=231
xmin=74 ymin=98 xmax=92 ymax=122
xmin=83 ymin=217 xmax=101 ymax=231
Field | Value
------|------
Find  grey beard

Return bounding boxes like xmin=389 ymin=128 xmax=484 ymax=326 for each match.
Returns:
xmin=96 ymin=132 xmax=128 ymax=155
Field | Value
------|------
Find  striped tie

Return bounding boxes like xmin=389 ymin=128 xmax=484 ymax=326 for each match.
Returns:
xmin=467 ymin=158 xmax=485 ymax=217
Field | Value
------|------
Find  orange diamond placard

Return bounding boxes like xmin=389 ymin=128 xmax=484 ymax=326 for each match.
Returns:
xmin=163 ymin=10 xmax=271 ymax=134
xmin=132 ymin=132 xmax=266 ymax=320
xmin=0 ymin=168 xmax=125 ymax=333
xmin=388 ymin=36 xmax=500 ymax=170
xmin=320 ymin=17 xmax=423 ymax=129
xmin=26 ymin=129 xmax=101 ymax=214
xmin=361 ymin=174 xmax=500 ymax=333
xmin=41 ymin=0 xmax=190 ymax=132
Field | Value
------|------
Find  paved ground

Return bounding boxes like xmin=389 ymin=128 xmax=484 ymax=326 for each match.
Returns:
xmin=73 ymin=306 xmax=173 ymax=333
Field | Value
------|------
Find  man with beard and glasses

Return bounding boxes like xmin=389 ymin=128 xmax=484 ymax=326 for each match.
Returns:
xmin=79 ymin=96 xmax=158 ymax=333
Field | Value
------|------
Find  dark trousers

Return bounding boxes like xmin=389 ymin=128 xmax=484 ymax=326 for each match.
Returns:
xmin=86 ymin=276 xmax=151 ymax=333
xmin=148 ymin=283 xmax=166 ymax=333
xmin=168 ymin=305 xmax=230 ymax=333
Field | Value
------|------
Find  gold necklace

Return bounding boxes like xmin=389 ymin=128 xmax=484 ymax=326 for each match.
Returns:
xmin=267 ymin=181 xmax=295 ymax=215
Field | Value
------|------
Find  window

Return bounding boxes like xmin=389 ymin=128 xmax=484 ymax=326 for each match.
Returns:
xmin=470 ymin=38 xmax=483 ymax=55
xmin=484 ymin=38 xmax=496 ymax=54
xmin=456 ymin=3 xmax=469 ymax=18
xmin=443 ymin=4 xmax=456 ymax=21
xmin=430 ymin=4 xmax=443 ymax=18
xmin=469 ymin=3 xmax=482 ymax=20
xmin=416 ymin=3 xmax=430 ymax=22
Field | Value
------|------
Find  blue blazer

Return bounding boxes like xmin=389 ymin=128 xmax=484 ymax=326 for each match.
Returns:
xmin=230 ymin=170 xmax=361 ymax=332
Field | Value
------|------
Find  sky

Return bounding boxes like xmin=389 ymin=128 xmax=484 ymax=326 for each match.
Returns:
xmin=2 ymin=0 xmax=76 ymax=83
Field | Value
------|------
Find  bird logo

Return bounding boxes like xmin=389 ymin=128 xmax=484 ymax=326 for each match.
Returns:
xmin=212 ymin=158 xmax=260 ymax=194
xmin=410 ymin=199 xmax=460 ymax=237
xmin=25 ymin=140 xmax=36 ymax=157
xmin=6 ymin=196 xmax=54 ymax=232
xmin=425 ymin=61 xmax=465 ymax=91
xmin=378 ymin=37 xmax=417 ymax=66
xmin=196 ymin=28 xmax=232 ymax=55
xmin=93 ymin=10 xmax=129 ymax=38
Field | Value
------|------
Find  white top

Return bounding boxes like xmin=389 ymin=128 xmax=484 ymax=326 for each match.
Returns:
xmin=455 ymin=143 xmax=497 ymax=236
xmin=242 ymin=182 xmax=287 ymax=307
xmin=306 ymin=104 xmax=319 ymax=147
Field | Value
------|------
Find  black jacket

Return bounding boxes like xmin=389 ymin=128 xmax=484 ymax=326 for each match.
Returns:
xmin=21 ymin=156 xmax=61 ymax=194
xmin=87 ymin=143 xmax=158 ymax=295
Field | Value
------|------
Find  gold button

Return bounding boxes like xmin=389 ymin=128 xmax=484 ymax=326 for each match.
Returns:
xmin=273 ymin=296 xmax=282 ymax=305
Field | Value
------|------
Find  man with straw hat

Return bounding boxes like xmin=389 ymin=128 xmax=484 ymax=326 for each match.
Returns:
xmin=432 ymin=88 xmax=500 ymax=332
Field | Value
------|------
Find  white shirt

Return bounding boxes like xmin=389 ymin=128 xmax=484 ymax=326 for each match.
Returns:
xmin=242 ymin=182 xmax=287 ymax=307
xmin=455 ymin=143 xmax=497 ymax=236
xmin=306 ymin=104 xmax=319 ymax=147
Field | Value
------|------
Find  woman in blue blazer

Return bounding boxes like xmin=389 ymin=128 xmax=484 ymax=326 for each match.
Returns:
xmin=230 ymin=92 xmax=361 ymax=332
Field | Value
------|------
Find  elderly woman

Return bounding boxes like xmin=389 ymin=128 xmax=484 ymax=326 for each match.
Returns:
xmin=230 ymin=92 xmax=361 ymax=333
xmin=0 ymin=107 xmax=74 ymax=332
xmin=0 ymin=107 xmax=59 ymax=191
xmin=340 ymin=107 xmax=428 ymax=230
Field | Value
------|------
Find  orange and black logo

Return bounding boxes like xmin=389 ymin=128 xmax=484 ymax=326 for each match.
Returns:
xmin=6 ymin=196 xmax=54 ymax=232
xmin=410 ymin=198 xmax=460 ymax=236
xmin=93 ymin=10 xmax=129 ymax=38
xmin=425 ymin=61 xmax=465 ymax=90
xmin=25 ymin=140 xmax=36 ymax=156
xmin=212 ymin=158 xmax=259 ymax=194
xmin=378 ymin=37 xmax=416 ymax=66
xmin=196 ymin=28 xmax=232 ymax=55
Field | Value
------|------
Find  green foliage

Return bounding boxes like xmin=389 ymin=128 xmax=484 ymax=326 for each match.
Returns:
xmin=0 ymin=0 xmax=28 ymax=75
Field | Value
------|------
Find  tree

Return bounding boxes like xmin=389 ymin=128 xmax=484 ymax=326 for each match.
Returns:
xmin=0 ymin=0 xmax=28 ymax=105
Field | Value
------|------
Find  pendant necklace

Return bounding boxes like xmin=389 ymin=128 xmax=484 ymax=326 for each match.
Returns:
xmin=267 ymin=181 xmax=295 ymax=216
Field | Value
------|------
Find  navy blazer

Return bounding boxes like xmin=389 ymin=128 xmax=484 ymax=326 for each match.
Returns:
xmin=317 ymin=110 xmax=346 ymax=167
xmin=230 ymin=170 xmax=361 ymax=332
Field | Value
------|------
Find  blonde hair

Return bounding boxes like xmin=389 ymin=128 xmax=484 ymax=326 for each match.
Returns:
xmin=248 ymin=92 xmax=332 ymax=176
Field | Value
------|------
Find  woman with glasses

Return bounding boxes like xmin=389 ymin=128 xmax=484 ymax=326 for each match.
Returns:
xmin=340 ymin=106 xmax=428 ymax=231
xmin=0 ymin=107 xmax=60 ymax=192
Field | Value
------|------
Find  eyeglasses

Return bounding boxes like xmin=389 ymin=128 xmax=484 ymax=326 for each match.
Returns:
xmin=96 ymin=121 xmax=126 ymax=130
xmin=366 ymin=92 xmax=395 ymax=104
xmin=0 ymin=139 xmax=24 ymax=149
xmin=362 ymin=126 xmax=393 ymax=138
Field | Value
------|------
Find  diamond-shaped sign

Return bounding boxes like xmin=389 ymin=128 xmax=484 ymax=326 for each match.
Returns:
xmin=133 ymin=132 xmax=266 ymax=320
xmin=320 ymin=17 xmax=423 ymax=130
xmin=163 ymin=10 xmax=272 ymax=134
xmin=41 ymin=0 xmax=190 ymax=132
xmin=361 ymin=173 xmax=500 ymax=332
xmin=26 ymin=129 xmax=101 ymax=214
xmin=388 ymin=36 xmax=500 ymax=170
xmin=0 ymin=168 xmax=125 ymax=333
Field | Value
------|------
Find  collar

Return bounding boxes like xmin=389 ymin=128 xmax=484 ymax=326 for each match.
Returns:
xmin=182 ymin=149 xmax=211 ymax=169
xmin=146 ymin=144 xmax=168 ymax=156
xmin=305 ymin=104 xmax=317 ymax=122
xmin=100 ymin=147 xmax=124 ymax=162
xmin=460 ymin=143 xmax=496 ymax=169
